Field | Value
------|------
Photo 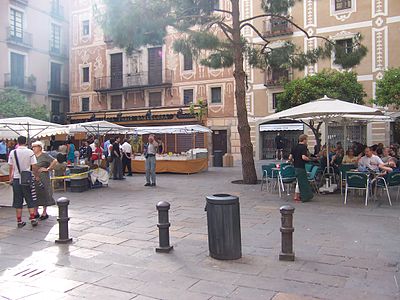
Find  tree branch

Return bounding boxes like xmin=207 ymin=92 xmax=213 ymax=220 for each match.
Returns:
xmin=214 ymin=8 xmax=233 ymax=15
xmin=239 ymin=14 xmax=334 ymax=45
xmin=217 ymin=22 xmax=234 ymax=43
xmin=240 ymin=22 xmax=270 ymax=44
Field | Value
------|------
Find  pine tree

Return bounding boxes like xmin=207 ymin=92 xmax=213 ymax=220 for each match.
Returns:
xmin=98 ymin=0 xmax=367 ymax=184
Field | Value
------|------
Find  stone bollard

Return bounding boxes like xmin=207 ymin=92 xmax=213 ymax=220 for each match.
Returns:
xmin=55 ymin=197 xmax=73 ymax=244
xmin=156 ymin=201 xmax=173 ymax=253
xmin=279 ymin=205 xmax=295 ymax=261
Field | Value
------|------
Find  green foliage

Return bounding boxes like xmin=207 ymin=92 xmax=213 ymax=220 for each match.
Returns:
xmin=0 ymin=89 xmax=49 ymax=121
xmin=374 ymin=68 xmax=400 ymax=107
xmin=277 ymin=70 xmax=366 ymax=111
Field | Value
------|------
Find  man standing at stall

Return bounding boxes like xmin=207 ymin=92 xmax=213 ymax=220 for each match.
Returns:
xmin=144 ymin=134 xmax=158 ymax=187
xmin=112 ymin=137 xmax=124 ymax=180
xmin=121 ymin=138 xmax=133 ymax=176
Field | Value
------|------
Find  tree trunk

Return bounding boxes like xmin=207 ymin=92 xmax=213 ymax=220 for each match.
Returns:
xmin=231 ymin=0 xmax=257 ymax=184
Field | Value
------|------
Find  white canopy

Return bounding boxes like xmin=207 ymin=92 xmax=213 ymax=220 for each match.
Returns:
xmin=129 ymin=125 xmax=212 ymax=135
xmin=67 ymin=121 xmax=130 ymax=136
xmin=0 ymin=117 xmax=63 ymax=140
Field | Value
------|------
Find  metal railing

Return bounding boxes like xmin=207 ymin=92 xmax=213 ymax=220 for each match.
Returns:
xmin=4 ymin=73 xmax=36 ymax=92
xmin=51 ymin=1 xmax=64 ymax=19
xmin=48 ymin=82 xmax=69 ymax=96
xmin=94 ymin=69 xmax=173 ymax=91
xmin=6 ymin=27 xmax=33 ymax=48
xmin=49 ymin=41 xmax=68 ymax=58
xmin=10 ymin=0 xmax=28 ymax=6
xmin=263 ymin=18 xmax=293 ymax=37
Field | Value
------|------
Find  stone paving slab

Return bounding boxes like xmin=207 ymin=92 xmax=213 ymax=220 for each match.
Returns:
xmin=0 ymin=166 xmax=399 ymax=299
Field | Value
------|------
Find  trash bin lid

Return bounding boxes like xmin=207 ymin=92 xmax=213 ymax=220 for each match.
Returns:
xmin=206 ymin=194 xmax=239 ymax=205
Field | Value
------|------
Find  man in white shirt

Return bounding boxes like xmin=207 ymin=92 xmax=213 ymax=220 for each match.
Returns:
xmin=358 ymin=147 xmax=391 ymax=172
xmin=121 ymin=138 xmax=133 ymax=176
xmin=145 ymin=134 xmax=158 ymax=187
xmin=8 ymin=136 xmax=38 ymax=228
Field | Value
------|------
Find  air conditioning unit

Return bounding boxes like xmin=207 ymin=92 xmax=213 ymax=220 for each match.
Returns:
xmin=52 ymin=115 xmax=61 ymax=123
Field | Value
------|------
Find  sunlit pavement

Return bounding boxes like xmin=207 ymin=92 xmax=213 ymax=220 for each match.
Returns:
xmin=0 ymin=166 xmax=399 ymax=300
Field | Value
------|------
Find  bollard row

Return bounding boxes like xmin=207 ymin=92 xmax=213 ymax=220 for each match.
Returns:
xmin=55 ymin=197 xmax=72 ymax=244
xmin=156 ymin=201 xmax=173 ymax=253
xmin=279 ymin=205 xmax=295 ymax=261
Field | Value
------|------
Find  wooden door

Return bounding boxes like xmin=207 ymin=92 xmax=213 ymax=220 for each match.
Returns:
xmin=10 ymin=52 xmax=24 ymax=88
xmin=148 ymin=47 xmax=162 ymax=85
xmin=110 ymin=53 xmax=123 ymax=88
xmin=212 ymin=130 xmax=227 ymax=154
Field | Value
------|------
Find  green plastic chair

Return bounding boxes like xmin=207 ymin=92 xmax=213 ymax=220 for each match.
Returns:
xmin=339 ymin=164 xmax=357 ymax=195
xmin=278 ymin=165 xmax=296 ymax=197
xmin=260 ymin=163 xmax=278 ymax=192
xmin=344 ymin=172 xmax=369 ymax=206
xmin=308 ymin=165 xmax=320 ymax=193
xmin=373 ymin=172 xmax=400 ymax=206
xmin=305 ymin=163 xmax=313 ymax=173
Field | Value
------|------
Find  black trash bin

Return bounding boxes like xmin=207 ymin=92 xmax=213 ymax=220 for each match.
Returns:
xmin=69 ymin=166 xmax=89 ymax=193
xmin=206 ymin=194 xmax=241 ymax=260
xmin=213 ymin=150 xmax=223 ymax=167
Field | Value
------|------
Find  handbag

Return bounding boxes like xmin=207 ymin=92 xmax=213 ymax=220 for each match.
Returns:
xmin=14 ymin=150 xmax=33 ymax=186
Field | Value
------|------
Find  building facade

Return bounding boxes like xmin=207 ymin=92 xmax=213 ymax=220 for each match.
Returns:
xmin=68 ymin=0 xmax=400 ymax=162
xmin=250 ymin=0 xmax=400 ymax=159
xmin=0 ymin=0 xmax=70 ymax=123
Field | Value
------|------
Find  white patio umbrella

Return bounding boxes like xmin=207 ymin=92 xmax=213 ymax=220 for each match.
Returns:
xmin=0 ymin=117 xmax=63 ymax=142
xmin=129 ymin=124 xmax=212 ymax=135
xmin=261 ymin=95 xmax=385 ymax=175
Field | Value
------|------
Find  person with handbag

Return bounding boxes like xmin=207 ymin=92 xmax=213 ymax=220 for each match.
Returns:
xmin=8 ymin=136 xmax=39 ymax=228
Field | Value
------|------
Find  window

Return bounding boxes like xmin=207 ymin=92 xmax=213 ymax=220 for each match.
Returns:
xmin=82 ymin=67 xmax=89 ymax=83
xmin=183 ymin=53 xmax=193 ymax=71
xmin=111 ymin=95 xmax=122 ymax=109
xmin=335 ymin=0 xmax=351 ymax=11
xmin=211 ymin=87 xmax=222 ymax=104
xmin=51 ymin=24 xmax=61 ymax=51
xmin=82 ymin=97 xmax=90 ymax=111
xmin=9 ymin=9 xmax=23 ymax=39
xmin=213 ymin=0 xmax=220 ymax=10
xmin=272 ymin=93 xmax=282 ymax=110
xmin=336 ymin=38 xmax=353 ymax=54
xmin=82 ymin=20 xmax=90 ymax=36
xmin=183 ymin=89 xmax=194 ymax=105
xmin=149 ymin=92 xmax=162 ymax=107
xmin=51 ymin=100 xmax=61 ymax=114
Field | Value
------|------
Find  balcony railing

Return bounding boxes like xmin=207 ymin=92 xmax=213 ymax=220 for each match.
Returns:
xmin=51 ymin=1 xmax=64 ymax=19
xmin=94 ymin=69 xmax=173 ymax=91
xmin=49 ymin=41 xmax=69 ymax=58
xmin=48 ymin=82 xmax=69 ymax=97
xmin=4 ymin=73 xmax=36 ymax=93
xmin=264 ymin=69 xmax=290 ymax=87
xmin=6 ymin=27 xmax=33 ymax=48
xmin=263 ymin=18 xmax=293 ymax=37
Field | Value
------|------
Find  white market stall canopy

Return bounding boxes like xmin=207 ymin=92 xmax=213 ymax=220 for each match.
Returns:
xmin=260 ymin=123 xmax=304 ymax=132
xmin=130 ymin=125 xmax=212 ymax=135
xmin=67 ymin=121 xmax=131 ymax=135
xmin=0 ymin=117 xmax=64 ymax=140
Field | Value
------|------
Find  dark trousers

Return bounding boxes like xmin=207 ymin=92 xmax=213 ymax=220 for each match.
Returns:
xmin=113 ymin=157 xmax=123 ymax=179
xmin=122 ymin=156 xmax=132 ymax=175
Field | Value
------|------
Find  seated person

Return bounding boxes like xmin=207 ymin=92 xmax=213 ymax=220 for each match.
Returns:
xmin=381 ymin=147 xmax=392 ymax=163
xmin=358 ymin=147 xmax=392 ymax=173
xmin=53 ymin=153 xmax=67 ymax=177
xmin=330 ymin=146 xmax=344 ymax=173
xmin=342 ymin=149 xmax=358 ymax=164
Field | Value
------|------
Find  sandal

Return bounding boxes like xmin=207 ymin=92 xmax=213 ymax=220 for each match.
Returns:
xmin=39 ymin=214 xmax=49 ymax=220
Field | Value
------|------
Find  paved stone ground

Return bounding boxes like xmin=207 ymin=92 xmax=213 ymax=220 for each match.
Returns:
xmin=0 ymin=165 xmax=399 ymax=300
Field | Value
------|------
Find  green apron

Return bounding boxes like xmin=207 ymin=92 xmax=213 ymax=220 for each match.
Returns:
xmin=295 ymin=168 xmax=313 ymax=202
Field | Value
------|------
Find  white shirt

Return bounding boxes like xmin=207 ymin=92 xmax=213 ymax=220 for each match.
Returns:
xmin=121 ymin=142 xmax=132 ymax=154
xmin=358 ymin=154 xmax=383 ymax=172
xmin=8 ymin=146 xmax=37 ymax=179
xmin=147 ymin=141 xmax=158 ymax=155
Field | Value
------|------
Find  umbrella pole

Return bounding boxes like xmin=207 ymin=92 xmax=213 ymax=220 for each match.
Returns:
xmin=343 ymin=123 xmax=348 ymax=150
xmin=325 ymin=120 xmax=330 ymax=177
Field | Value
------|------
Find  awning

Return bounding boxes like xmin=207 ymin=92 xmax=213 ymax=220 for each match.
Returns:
xmin=260 ymin=123 xmax=304 ymax=132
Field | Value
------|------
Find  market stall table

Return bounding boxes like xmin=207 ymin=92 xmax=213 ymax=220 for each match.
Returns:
xmin=132 ymin=156 xmax=208 ymax=174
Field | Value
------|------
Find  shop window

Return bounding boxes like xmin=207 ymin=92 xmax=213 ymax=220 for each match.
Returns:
xmin=82 ymin=97 xmax=89 ymax=111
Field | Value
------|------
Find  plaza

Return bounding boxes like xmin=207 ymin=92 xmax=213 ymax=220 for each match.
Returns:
xmin=0 ymin=166 xmax=399 ymax=300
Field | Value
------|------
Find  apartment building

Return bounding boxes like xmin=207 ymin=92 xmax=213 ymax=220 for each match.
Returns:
xmin=248 ymin=0 xmax=400 ymax=159
xmin=0 ymin=0 xmax=70 ymax=123
xmin=68 ymin=0 xmax=235 ymax=157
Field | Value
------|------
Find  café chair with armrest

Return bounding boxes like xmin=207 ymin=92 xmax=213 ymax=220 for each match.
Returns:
xmin=308 ymin=165 xmax=320 ymax=194
xmin=339 ymin=164 xmax=357 ymax=195
xmin=260 ymin=163 xmax=277 ymax=192
xmin=278 ymin=165 xmax=296 ymax=197
xmin=344 ymin=172 xmax=370 ymax=206
xmin=372 ymin=172 xmax=400 ymax=206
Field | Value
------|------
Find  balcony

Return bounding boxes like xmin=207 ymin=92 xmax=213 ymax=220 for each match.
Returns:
xmin=263 ymin=18 xmax=293 ymax=38
xmin=6 ymin=27 xmax=32 ymax=49
xmin=48 ymin=82 xmax=69 ymax=97
xmin=10 ymin=0 xmax=28 ymax=6
xmin=4 ymin=73 xmax=36 ymax=93
xmin=94 ymin=69 xmax=173 ymax=92
xmin=49 ymin=41 xmax=69 ymax=58
xmin=51 ymin=1 xmax=64 ymax=19
xmin=264 ymin=68 xmax=290 ymax=87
